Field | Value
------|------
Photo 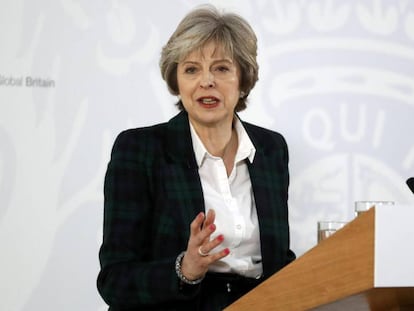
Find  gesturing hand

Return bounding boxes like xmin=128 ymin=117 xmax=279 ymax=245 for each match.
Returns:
xmin=181 ymin=209 xmax=230 ymax=281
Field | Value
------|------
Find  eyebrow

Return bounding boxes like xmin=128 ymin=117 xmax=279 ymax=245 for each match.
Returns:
xmin=180 ymin=58 xmax=234 ymax=65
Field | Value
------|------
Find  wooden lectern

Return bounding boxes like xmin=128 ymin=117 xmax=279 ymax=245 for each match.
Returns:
xmin=225 ymin=207 xmax=414 ymax=310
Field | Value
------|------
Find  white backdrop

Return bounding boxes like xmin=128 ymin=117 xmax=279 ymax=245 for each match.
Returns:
xmin=1 ymin=0 xmax=414 ymax=310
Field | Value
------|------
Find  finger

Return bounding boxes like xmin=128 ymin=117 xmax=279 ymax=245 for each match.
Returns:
xmin=200 ymin=233 xmax=224 ymax=254
xmin=197 ymin=221 xmax=216 ymax=246
xmin=208 ymin=247 xmax=231 ymax=262
xmin=203 ymin=209 xmax=215 ymax=229
xmin=190 ymin=212 xmax=205 ymax=236
xmin=211 ymin=234 xmax=225 ymax=249
xmin=193 ymin=210 xmax=216 ymax=245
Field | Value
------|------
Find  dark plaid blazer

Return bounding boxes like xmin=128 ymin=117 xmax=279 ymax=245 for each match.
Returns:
xmin=97 ymin=111 xmax=295 ymax=310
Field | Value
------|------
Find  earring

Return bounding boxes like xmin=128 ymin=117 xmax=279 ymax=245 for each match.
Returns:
xmin=240 ymin=91 xmax=246 ymax=98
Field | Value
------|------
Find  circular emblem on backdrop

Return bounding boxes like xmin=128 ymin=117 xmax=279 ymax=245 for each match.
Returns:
xmin=248 ymin=0 xmax=414 ymax=254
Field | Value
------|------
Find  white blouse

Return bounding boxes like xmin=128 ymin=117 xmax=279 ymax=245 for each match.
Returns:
xmin=189 ymin=117 xmax=263 ymax=278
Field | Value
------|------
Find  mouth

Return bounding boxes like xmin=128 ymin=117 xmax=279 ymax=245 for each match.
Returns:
xmin=197 ymin=96 xmax=220 ymax=108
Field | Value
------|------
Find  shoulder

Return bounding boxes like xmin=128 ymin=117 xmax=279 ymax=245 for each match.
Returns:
xmin=242 ymin=121 xmax=288 ymax=152
xmin=109 ymin=111 xmax=191 ymax=163
xmin=114 ymin=123 xmax=167 ymax=146
xmin=110 ymin=122 xmax=168 ymax=162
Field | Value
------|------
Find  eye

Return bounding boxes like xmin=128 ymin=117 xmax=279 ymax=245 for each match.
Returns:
xmin=184 ymin=66 xmax=197 ymax=74
xmin=215 ymin=65 xmax=230 ymax=72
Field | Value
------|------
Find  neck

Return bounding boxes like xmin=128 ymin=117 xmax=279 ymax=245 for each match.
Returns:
xmin=191 ymin=119 xmax=238 ymax=175
xmin=192 ymin=122 xmax=233 ymax=155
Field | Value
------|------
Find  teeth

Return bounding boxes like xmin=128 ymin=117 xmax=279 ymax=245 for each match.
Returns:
xmin=201 ymin=98 xmax=217 ymax=104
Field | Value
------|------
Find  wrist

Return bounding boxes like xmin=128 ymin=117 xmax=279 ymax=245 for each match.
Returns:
xmin=175 ymin=251 xmax=204 ymax=285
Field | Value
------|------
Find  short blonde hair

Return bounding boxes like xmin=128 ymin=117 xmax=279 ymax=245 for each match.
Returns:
xmin=159 ymin=5 xmax=258 ymax=112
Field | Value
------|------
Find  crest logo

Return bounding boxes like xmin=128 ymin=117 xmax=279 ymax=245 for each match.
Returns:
xmin=246 ymin=0 xmax=414 ymax=254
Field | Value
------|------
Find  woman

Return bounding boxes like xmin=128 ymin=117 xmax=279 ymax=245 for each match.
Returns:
xmin=97 ymin=5 xmax=295 ymax=310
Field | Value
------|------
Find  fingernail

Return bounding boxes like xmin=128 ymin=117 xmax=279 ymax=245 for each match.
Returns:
xmin=209 ymin=224 xmax=216 ymax=231
xmin=224 ymin=248 xmax=230 ymax=255
xmin=217 ymin=234 xmax=224 ymax=241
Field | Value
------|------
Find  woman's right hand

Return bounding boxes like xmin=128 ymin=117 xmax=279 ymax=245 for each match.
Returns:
xmin=180 ymin=209 xmax=230 ymax=281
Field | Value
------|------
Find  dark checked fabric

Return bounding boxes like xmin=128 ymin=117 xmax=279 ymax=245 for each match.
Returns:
xmin=97 ymin=110 xmax=296 ymax=311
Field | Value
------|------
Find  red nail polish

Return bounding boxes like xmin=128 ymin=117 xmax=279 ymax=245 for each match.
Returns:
xmin=224 ymin=248 xmax=230 ymax=255
xmin=209 ymin=224 xmax=216 ymax=231
xmin=217 ymin=234 xmax=224 ymax=241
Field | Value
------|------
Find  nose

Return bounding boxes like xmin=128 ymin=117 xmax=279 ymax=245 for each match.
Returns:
xmin=200 ymin=72 xmax=215 ymax=88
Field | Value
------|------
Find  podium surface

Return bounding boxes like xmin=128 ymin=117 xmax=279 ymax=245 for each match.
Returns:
xmin=225 ymin=207 xmax=414 ymax=311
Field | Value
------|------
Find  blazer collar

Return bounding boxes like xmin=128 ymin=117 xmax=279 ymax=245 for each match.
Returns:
xmin=165 ymin=111 xmax=198 ymax=168
xmin=165 ymin=111 xmax=271 ymax=167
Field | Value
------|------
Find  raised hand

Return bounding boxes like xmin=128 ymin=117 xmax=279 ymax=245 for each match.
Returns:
xmin=181 ymin=209 xmax=230 ymax=281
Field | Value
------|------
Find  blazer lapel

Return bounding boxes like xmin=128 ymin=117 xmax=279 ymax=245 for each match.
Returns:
xmin=164 ymin=111 xmax=205 ymax=229
xmin=244 ymin=123 xmax=290 ymax=278
xmin=247 ymin=150 xmax=276 ymax=277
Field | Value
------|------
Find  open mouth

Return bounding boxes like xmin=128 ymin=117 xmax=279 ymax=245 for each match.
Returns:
xmin=197 ymin=96 xmax=220 ymax=107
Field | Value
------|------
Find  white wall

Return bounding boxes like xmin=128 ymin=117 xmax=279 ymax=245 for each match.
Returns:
xmin=1 ymin=0 xmax=414 ymax=310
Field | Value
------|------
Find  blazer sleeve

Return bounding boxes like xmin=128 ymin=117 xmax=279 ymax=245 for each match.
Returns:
xmin=96 ymin=129 xmax=198 ymax=308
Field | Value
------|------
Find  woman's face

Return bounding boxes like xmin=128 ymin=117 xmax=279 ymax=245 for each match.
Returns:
xmin=177 ymin=41 xmax=241 ymax=130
